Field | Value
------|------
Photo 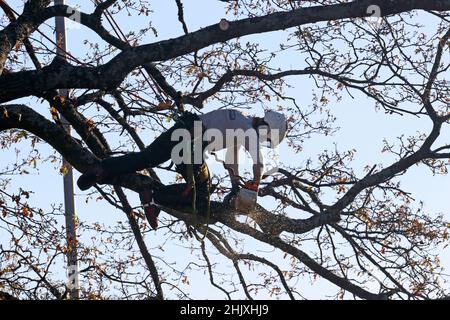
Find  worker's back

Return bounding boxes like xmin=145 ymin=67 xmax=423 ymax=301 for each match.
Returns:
xmin=199 ymin=109 xmax=252 ymax=136
xmin=199 ymin=109 xmax=254 ymax=150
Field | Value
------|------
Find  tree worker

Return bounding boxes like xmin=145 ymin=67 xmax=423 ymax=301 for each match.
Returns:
xmin=77 ymin=109 xmax=287 ymax=229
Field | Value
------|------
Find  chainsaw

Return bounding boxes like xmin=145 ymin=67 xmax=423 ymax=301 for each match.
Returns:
xmin=209 ymin=152 xmax=260 ymax=214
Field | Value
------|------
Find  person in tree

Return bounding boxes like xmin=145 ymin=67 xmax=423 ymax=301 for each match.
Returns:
xmin=77 ymin=109 xmax=287 ymax=229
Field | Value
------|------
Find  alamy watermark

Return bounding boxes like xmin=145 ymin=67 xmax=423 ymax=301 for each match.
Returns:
xmin=170 ymin=121 xmax=281 ymax=176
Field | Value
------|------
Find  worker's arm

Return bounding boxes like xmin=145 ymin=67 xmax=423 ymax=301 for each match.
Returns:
xmin=245 ymin=141 xmax=264 ymax=187
xmin=252 ymin=163 xmax=263 ymax=186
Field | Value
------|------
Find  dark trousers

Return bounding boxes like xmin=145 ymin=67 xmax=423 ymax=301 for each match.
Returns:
xmin=102 ymin=113 xmax=211 ymax=213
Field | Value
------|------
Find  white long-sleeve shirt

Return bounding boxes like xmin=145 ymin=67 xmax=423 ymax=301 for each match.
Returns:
xmin=199 ymin=109 xmax=264 ymax=179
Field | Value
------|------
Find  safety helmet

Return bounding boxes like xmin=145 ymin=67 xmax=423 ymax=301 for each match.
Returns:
xmin=262 ymin=110 xmax=287 ymax=148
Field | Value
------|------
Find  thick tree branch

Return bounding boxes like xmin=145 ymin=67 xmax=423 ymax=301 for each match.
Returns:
xmin=209 ymin=212 xmax=385 ymax=300
xmin=330 ymin=121 xmax=442 ymax=213
xmin=0 ymin=104 xmax=98 ymax=170
xmin=2 ymin=0 xmax=450 ymax=102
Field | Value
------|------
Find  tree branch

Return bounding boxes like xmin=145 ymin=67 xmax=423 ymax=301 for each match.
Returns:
xmin=2 ymin=0 xmax=450 ymax=102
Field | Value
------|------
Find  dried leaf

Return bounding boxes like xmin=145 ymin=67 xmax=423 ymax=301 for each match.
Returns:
xmin=157 ymin=100 xmax=173 ymax=110
xmin=60 ymin=165 xmax=69 ymax=176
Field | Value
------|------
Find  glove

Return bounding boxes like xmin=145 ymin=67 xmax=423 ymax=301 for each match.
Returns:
xmin=243 ymin=181 xmax=259 ymax=192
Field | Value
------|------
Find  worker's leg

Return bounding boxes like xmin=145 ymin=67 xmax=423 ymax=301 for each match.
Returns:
xmin=149 ymin=123 xmax=211 ymax=215
xmin=77 ymin=127 xmax=177 ymax=190
xmin=104 ymin=112 xmax=201 ymax=174
xmin=175 ymin=162 xmax=211 ymax=215
xmin=101 ymin=120 xmax=190 ymax=175
xmin=139 ymin=183 xmax=194 ymax=230
xmin=77 ymin=113 xmax=201 ymax=190
xmin=140 ymin=179 xmax=210 ymax=230
xmin=153 ymin=184 xmax=193 ymax=208
xmin=152 ymin=183 xmax=210 ymax=214
xmin=140 ymin=159 xmax=210 ymax=229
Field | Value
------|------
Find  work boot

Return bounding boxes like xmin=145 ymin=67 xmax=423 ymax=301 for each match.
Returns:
xmin=77 ymin=164 xmax=107 ymax=191
xmin=139 ymin=189 xmax=160 ymax=230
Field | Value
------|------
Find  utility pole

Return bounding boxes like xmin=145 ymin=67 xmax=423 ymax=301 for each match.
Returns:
xmin=54 ymin=0 xmax=80 ymax=300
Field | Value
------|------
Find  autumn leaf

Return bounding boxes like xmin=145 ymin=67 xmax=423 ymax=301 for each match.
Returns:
xmin=256 ymin=65 xmax=266 ymax=73
xmin=60 ymin=165 xmax=69 ymax=176
xmin=165 ymin=113 xmax=174 ymax=122
xmin=182 ymin=275 xmax=190 ymax=285
xmin=185 ymin=65 xmax=197 ymax=76
xmin=53 ymin=95 xmax=65 ymax=105
xmin=157 ymin=100 xmax=173 ymax=110
xmin=85 ymin=118 xmax=96 ymax=129
xmin=175 ymin=173 xmax=184 ymax=183
xmin=337 ymin=185 xmax=346 ymax=194
xmin=197 ymin=72 xmax=207 ymax=79
xmin=21 ymin=190 xmax=30 ymax=199
xmin=22 ymin=207 xmax=30 ymax=217
xmin=50 ymin=106 xmax=60 ymax=123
